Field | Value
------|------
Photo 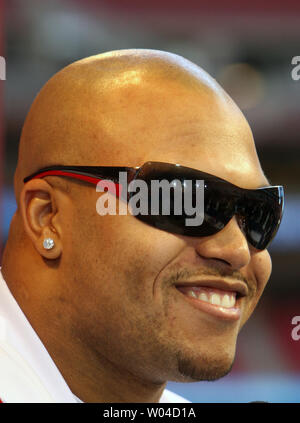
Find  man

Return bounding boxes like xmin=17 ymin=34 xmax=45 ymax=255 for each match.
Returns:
xmin=0 ymin=49 xmax=283 ymax=402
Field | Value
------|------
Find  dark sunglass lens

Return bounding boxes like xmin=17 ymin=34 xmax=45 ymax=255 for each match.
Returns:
xmin=203 ymin=182 xmax=235 ymax=231
xmin=243 ymin=188 xmax=284 ymax=249
xmin=130 ymin=163 xmax=199 ymax=235
xmin=130 ymin=162 xmax=234 ymax=237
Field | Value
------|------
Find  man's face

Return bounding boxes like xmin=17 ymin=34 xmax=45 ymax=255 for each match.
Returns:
xmin=63 ymin=73 xmax=272 ymax=384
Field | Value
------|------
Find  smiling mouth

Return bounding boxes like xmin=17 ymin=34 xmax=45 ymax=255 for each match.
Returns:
xmin=175 ymin=283 xmax=246 ymax=321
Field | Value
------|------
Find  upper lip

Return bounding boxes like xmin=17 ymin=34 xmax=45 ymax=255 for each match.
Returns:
xmin=175 ymin=278 xmax=248 ymax=298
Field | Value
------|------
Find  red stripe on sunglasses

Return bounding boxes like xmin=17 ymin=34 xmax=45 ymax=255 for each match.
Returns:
xmin=29 ymin=170 xmax=122 ymax=197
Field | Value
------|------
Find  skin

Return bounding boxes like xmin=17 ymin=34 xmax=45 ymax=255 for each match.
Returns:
xmin=1 ymin=49 xmax=272 ymax=403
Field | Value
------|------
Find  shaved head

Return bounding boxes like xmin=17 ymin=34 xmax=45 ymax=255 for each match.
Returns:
xmin=3 ymin=49 xmax=272 ymax=402
xmin=15 ymin=49 xmax=259 ymax=202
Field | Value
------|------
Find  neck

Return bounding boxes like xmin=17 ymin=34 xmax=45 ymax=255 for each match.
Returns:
xmin=41 ymin=332 xmax=167 ymax=402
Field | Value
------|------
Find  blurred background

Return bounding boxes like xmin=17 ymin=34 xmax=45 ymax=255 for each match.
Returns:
xmin=1 ymin=0 xmax=300 ymax=402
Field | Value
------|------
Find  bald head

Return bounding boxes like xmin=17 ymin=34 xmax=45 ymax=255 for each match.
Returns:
xmin=15 ymin=49 xmax=248 ymax=203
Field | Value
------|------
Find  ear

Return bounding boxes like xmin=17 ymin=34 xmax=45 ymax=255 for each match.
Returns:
xmin=19 ymin=179 xmax=63 ymax=259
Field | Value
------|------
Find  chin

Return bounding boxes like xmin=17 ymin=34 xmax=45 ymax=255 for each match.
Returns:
xmin=173 ymin=348 xmax=236 ymax=383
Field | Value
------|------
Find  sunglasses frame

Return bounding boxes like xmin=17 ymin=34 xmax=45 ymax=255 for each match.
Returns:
xmin=23 ymin=161 xmax=284 ymax=250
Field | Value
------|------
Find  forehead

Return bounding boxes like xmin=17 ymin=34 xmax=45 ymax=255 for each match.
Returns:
xmin=87 ymin=72 xmax=268 ymax=190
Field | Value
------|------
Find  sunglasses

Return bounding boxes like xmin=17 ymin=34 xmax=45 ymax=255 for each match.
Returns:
xmin=24 ymin=161 xmax=284 ymax=250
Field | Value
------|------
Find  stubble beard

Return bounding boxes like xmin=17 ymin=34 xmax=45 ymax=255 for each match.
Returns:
xmin=173 ymin=349 xmax=235 ymax=382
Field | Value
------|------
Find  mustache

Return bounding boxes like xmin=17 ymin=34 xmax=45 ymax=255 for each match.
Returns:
xmin=165 ymin=266 xmax=255 ymax=296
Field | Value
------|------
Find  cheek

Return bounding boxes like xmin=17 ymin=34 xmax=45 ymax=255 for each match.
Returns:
xmin=73 ymin=204 xmax=185 ymax=295
xmin=238 ymin=251 xmax=272 ymax=329
xmin=252 ymin=250 xmax=272 ymax=295
xmin=68 ymin=212 xmax=186 ymax=340
xmin=98 ymin=213 xmax=186 ymax=288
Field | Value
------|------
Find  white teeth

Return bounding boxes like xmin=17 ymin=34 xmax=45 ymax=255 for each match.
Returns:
xmin=221 ymin=294 xmax=231 ymax=308
xmin=184 ymin=288 xmax=236 ymax=308
xmin=199 ymin=292 xmax=209 ymax=302
xmin=187 ymin=290 xmax=197 ymax=299
xmin=211 ymin=293 xmax=221 ymax=306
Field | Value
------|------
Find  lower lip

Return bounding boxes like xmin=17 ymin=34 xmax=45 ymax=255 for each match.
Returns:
xmin=175 ymin=288 xmax=241 ymax=321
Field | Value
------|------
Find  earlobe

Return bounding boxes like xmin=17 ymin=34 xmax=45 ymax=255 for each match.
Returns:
xmin=20 ymin=179 xmax=62 ymax=259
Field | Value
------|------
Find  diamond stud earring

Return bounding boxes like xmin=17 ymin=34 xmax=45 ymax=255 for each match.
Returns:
xmin=43 ymin=238 xmax=55 ymax=250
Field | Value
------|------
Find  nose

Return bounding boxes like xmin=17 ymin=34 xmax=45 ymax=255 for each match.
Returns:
xmin=193 ymin=216 xmax=251 ymax=270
